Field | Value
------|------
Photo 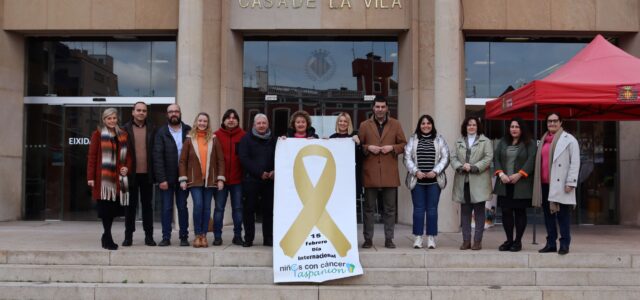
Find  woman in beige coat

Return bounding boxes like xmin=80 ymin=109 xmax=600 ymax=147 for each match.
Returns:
xmin=532 ymin=112 xmax=580 ymax=255
xmin=450 ymin=117 xmax=493 ymax=250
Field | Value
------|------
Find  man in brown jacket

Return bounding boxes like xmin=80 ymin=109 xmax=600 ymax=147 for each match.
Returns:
xmin=358 ymin=96 xmax=407 ymax=249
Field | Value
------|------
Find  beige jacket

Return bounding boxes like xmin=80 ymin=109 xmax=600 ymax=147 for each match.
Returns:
xmin=450 ymin=134 xmax=493 ymax=203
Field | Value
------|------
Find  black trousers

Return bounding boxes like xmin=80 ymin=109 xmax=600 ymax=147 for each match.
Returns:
xmin=124 ymin=173 xmax=154 ymax=238
xmin=243 ymin=180 xmax=274 ymax=243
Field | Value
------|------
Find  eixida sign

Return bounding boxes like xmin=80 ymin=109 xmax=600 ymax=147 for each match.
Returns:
xmin=238 ymin=0 xmax=402 ymax=9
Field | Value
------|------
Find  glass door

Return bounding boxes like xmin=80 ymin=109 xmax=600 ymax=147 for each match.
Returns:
xmin=24 ymin=103 xmax=170 ymax=220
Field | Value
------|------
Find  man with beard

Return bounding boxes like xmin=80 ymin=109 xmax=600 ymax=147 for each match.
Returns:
xmin=358 ymin=96 xmax=407 ymax=249
xmin=122 ymin=101 xmax=157 ymax=247
xmin=153 ymin=104 xmax=192 ymax=246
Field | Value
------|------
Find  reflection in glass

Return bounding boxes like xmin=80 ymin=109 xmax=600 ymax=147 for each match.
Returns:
xmin=465 ymin=41 xmax=586 ymax=98
xmin=27 ymin=39 xmax=176 ymax=97
xmin=243 ymin=40 xmax=398 ymax=137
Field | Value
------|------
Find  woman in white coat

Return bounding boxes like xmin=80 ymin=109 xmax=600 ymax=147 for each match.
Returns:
xmin=532 ymin=112 xmax=580 ymax=255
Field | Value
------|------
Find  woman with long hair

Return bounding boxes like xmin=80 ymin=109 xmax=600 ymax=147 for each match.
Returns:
xmin=87 ymin=108 xmax=132 ymax=250
xmin=179 ymin=112 xmax=225 ymax=248
xmin=493 ymin=117 xmax=536 ymax=252
xmin=404 ymin=114 xmax=449 ymax=249
xmin=450 ymin=116 xmax=493 ymax=250
xmin=213 ymin=109 xmax=246 ymax=246
xmin=329 ymin=112 xmax=363 ymax=198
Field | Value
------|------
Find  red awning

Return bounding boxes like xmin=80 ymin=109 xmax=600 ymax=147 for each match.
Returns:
xmin=485 ymin=35 xmax=640 ymax=121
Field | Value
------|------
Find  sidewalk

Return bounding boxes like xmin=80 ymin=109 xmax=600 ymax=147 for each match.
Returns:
xmin=0 ymin=221 xmax=638 ymax=254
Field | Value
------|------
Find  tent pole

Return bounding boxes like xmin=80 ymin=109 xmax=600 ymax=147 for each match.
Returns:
xmin=533 ymin=104 xmax=539 ymax=245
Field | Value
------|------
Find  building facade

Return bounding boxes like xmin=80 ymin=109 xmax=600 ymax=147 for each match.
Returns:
xmin=2 ymin=0 xmax=640 ymax=230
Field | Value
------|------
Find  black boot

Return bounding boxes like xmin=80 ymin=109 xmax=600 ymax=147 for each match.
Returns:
xmin=122 ymin=233 xmax=133 ymax=247
xmin=102 ymin=234 xmax=118 ymax=250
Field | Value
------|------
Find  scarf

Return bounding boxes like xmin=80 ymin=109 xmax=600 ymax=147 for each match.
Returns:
xmin=100 ymin=127 xmax=129 ymax=206
xmin=532 ymin=128 xmax=564 ymax=213
xmin=252 ymin=128 xmax=272 ymax=140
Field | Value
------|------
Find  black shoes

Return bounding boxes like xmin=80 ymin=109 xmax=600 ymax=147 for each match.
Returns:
xmin=243 ymin=240 xmax=253 ymax=247
xmin=263 ymin=238 xmax=273 ymax=247
xmin=232 ymin=236 xmax=244 ymax=246
xmin=538 ymin=245 xmax=557 ymax=253
xmin=384 ymin=239 xmax=396 ymax=249
xmin=180 ymin=238 xmax=190 ymax=247
xmin=498 ymin=241 xmax=513 ymax=251
xmin=101 ymin=234 xmax=118 ymax=251
xmin=158 ymin=239 xmax=171 ymax=247
xmin=510 ymin=241 xmax=522 ymax=252
xmin=121 ymin=235 xmax=132 ymax=247
xmin=213 ymin=238 xmax=223 ymax=246
xmin=362 ymin=239 xmax=373 ymax=249
xmin=145 ymin=236 xmax=157 ymax=246
xmin=558 ymin=246 xmax=570 ymax=255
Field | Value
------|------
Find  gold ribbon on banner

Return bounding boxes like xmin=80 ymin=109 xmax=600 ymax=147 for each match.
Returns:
xmin=279 ymin=144 xmax=352 ymax=258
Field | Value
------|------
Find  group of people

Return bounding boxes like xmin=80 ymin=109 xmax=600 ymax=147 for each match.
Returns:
xmin=404 ymin=112 xmax=579 ymax=255
xmin=87 ymin=96 xmax=579 ymax=256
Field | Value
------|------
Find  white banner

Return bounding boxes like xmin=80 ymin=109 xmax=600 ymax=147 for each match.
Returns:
xmin=273 ymin=138 xmax=363 ymax=283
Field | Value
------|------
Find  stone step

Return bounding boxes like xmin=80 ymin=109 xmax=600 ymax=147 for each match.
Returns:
xmin=1 ymin=282 xmax=640 ymax=300
xmin=2 ymin=264 xmax=640 ymax=286
xmin=2 ymin=249 xmax=638 ymax=269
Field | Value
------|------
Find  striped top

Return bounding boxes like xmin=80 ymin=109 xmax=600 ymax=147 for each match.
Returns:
xmin=416 ymin=133 xmax=437 ymax=184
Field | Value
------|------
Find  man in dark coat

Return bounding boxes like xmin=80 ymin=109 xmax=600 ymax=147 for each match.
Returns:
xmin=238 ymin=113 xmax=276 ymax=247
xmin=153 ymin=104 xmax=191 ymax=246
xmin=122 ymin=101 xmax=157 ymax=246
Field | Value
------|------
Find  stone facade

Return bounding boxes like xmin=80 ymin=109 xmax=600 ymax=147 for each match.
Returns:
xmin=2 ymin=0 xmax=640 ymax=227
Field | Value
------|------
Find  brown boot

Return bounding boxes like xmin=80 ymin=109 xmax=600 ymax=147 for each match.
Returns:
xmin=201 ymin=235 xmax=209 ymax=248
xmin=471 ymin=240 xmax=482 ymax=250
xmin=459 ymin=240 xmax=471 ymax=250
xmin=193 ymin=235 xmax=202 ymax=248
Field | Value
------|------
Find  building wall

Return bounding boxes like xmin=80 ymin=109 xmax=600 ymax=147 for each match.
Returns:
xmin=2 ymin=0 xmax=640 ymax=226
xmin=0 ymin=0 xmax=25 ymax=221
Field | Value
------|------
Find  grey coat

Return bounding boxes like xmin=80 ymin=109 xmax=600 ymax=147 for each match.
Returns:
xmin=532 ymin=130 xmax=580 ymax=206
xmin=404 ymin=133 xmax=449 ymax=189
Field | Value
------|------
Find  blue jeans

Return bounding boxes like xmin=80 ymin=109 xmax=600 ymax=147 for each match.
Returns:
xmin=541 ymin=184 xmax=571 ymax=248
xmin=411 ymin=183 xmax=441 ymax=236
xmin=213 ymin=184 xmax=243 ymax=239
xmin=160 ymin=185 xmax=189 ymax=240
xmin=190 ymin=186 xmax=215 ymax=236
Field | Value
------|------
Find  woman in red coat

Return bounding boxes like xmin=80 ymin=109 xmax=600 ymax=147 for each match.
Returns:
xmin=87 ymin=108 xmax=132 ymax=250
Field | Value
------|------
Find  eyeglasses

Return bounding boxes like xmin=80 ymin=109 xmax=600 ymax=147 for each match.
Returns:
xmin=547 ymin=119 xmax=560 ymax=123
xmin=168 ymin=110 xmax=180 ymax=114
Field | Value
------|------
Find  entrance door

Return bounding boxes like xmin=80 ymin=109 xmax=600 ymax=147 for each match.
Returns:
xmin=24 ymin=101 xmax=170 ymax=220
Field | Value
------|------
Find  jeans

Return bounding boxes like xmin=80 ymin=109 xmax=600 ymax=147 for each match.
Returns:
xmin=411 ymin=183 xmax=441 ymax=236
xmin=190 ymin=186 xmax=215 ymax=236
xmin=213 ymin=184 xmax=243 ymax=239
xmin=124 ymin=173 xmax=154 ymax=238
xmin=541 ymin=184 xmax=571 ymax=248
xmin=160 ymin=185 xmax=189 ymax=240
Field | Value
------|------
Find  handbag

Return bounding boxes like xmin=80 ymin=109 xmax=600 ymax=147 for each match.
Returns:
xmin=436 ymin=172 xmax=447 ymax=189
xmin=405 ymin=171 xmax=417 ymax=190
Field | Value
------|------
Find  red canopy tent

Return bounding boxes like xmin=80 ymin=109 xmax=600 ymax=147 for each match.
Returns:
xmin=485 ymin=35 xmax=640 ymax=121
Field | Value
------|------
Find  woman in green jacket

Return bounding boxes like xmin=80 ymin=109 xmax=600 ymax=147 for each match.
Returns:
xmin=450 ymin=117 xmax=493 ymax=250
xmin=493 ymin=117 xmax=536 ymax=252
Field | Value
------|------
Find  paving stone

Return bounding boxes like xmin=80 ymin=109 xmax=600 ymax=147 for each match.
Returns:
xmin=0 ymin=265 xmax=102 ymax=283
xmin=425 ymin=252 xmax=528 ymax=268
xmin=110 ymin=250 xmax=214 ymax=266
xmin=102 ymin=266 xmax=210 ymax=284
xmin=211 ymin=284 xmax=318 ymax=300
xmin=529 ymin=253 xmax=631 ymax=268
xmin=7 ymin=250 xmax=109 ymax=265
xmin=427 ymin=269 xmax=535 ymax=286
xmin=0 ymin=282 xmax=95 ymax=300
xmin=536 ymin=269 xmax=640 ymax=286
xmin=319 ymin=285 xmax=430 ymax=300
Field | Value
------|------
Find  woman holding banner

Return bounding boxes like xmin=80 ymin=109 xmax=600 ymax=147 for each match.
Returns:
xmin=286 ymin=110 xmax=319 ymax=138
xmin=330 ymin=112 xmax=363 ymax=199
xmin=404 ymin=115 xmax=449 ymax=249
xmin=450 ymin=117 xmax=493 ymax=251
xmin=178 ymin=112 xmax=226 ymax=248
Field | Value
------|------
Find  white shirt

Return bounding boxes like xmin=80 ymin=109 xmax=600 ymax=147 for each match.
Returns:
xmin=168 ymin=124 xmax=183 ymax=166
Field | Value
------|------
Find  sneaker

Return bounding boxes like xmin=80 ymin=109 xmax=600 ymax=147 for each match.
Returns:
xmin=413 ymin=235 xmax=423 ymax=249
xmin=426 ymin=235 xmax=436 ymax=249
